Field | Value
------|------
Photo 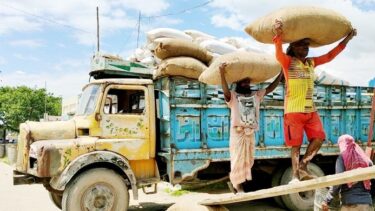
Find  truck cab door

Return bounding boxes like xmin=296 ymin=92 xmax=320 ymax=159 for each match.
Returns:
xmin=97 ymin=84 xmax=150 ymax=159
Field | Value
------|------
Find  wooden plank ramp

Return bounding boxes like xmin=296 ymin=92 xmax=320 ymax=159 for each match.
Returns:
xmin=200 ymin=166 xmax=375 ymax=206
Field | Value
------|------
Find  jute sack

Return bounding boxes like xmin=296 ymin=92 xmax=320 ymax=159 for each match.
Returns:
xmin=199 ymin=51 xmax=281 ymax=85
xmin=245 ymin=6 xmax=352 ymax=47
xmin=184 ymin=29 xmax=215 ymax=40
xmin=154 ymin=38 xmax=213 ymax=63
xmin=315 ymin=70 xmax=350 ymax=86
xmin=154 ymin=57 xmax=207 ymax=79
xmin=147 ymin=28 xmax=192 ymax=42
xmin=200 ymin=39 xmax=237 ymax=55
xmin=147 ymin=37 xmax=169 ymax=51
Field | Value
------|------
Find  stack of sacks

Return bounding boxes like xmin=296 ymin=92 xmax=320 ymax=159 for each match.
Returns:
xmin=125 ymin=28 xmax=194 ymax=67
xmin=154 ymin=38 xmax=212 ymax=63
xmin=185 ymin=29 xmax=237 ymax=58
xmin=148 ymin=28 xmax=211 ymax=80
xmin=199 ymin=51 xmax=281 ymax=85
xmin=185 ymin=29 xmax=216 ymax=49
xmin=315 ymin=70 xmax=350 ymax=86
xmin=184 ymin=29 xmax=215 ymax=40
xmin=245 ymin=6 xmax=352 ymax=47
xmin=155 ymin=57 xmax=208 ymax=80
xmin=220 ymin=37 xmax=265 ymax=53
xmin=185 ymin=29 xmax=265 ymax=56
xmin=126 ymin=46 xmax=160 ymax=67
xmin=199 ymin=39 xmax=238 ymax=55
xmin=192 ymin=34 xmax=269 ymax=66
xmin=134 ymin=48 xmax=158 ymax=65
xmin=138 ymin=28 xmax=275 ymax=81
xmin=147 ymin=28 xmax=193 ymax=51
xmin=220 ymin=37 xmax=248 ymax=49
xmin=147 ymin=28 xmax=193 ymax=43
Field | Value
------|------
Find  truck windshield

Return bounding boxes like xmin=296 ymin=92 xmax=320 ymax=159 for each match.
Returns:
xmin=76 ymin=84 xmax=101 ymax=116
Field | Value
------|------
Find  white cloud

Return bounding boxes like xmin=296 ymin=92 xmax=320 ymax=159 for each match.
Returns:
xmin=354 ymin=0 xmax=375 ymax=6
xmin=15 ymin=70 xmax=26 ymax=75
xmin=113 ymin=0 xmax=169 ymax=16
xmin=208 ymin=0 xmax=375 ymax=86
xmin=211 ymin=14 xmax=242 ymax=30
xmin=9 ymin=39 xmax=43 ymax=48
xmin=0 ymin=57 xmax=6 ymax=65
xmin=0 ymin=16 xmax=42 ymax=34
xmin=53 ymin=59 xmax=87 ymax=72
xmin=1 ymin=57 xmax=90 ymax=99
xmin=13 ymin=53 xmax=39 ymax=62
xmin=1 ymin=71 xmax=88 ymax=99
xmin=0 ymin=0 xmax=170 ymax=45
xmin=57 ymin=43 xmax=66 ymax=48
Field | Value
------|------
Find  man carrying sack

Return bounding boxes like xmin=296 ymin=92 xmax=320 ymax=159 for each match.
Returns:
xmin=273 ymin=19 xmax=356 ymax=183
xmin=220 ymin=62 xmax=283 ymax=193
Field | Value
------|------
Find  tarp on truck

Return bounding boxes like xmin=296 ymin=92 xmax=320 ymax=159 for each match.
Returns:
xmin=90 ymin=53 xmax=153 ymax=79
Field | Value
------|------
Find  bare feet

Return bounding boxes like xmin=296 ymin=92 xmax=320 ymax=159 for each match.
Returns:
xmin=235 ymin=185 xmax=244 ymax=194
xmin=298 ymin=169 xmax=317 ymax=181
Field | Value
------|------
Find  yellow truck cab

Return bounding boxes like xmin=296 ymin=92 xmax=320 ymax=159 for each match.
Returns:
xmin=14 ymin=55 xmax=159 ymax=210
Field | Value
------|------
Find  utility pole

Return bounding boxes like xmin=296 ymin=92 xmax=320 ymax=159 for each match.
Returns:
xmin=96 ymin=6 xmax=100 ymax=52
xmin=136 ymin=11 xmax=141 ymax=48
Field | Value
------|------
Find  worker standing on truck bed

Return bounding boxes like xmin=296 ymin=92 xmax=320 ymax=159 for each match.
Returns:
xmin=322 ymin=134 xmax=373 ymax=211
xmin=273 ymin=19 xmax=357 ymax=183
xmin=220 ymin=62 xmax=283 ymax=193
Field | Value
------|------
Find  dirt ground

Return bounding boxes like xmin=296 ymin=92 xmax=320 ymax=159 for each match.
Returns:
xmin=0 ymin=162 xmax=285 ymax=211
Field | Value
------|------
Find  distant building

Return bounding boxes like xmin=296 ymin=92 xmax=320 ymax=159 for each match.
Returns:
xmin=40 ymin=113 xmax=62 ymax=122
xmin=369 ymin=78 xmax=375 ymax=87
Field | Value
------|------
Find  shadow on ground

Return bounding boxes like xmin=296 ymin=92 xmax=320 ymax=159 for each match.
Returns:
xmin=129 ymin=202 xmax=174 ymax=211
xmin=225 ymin=198 xmax=286 ymax=211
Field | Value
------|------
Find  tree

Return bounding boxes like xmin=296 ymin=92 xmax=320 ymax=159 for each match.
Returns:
xmin=0 ymin=86 xmax=62 ymax=132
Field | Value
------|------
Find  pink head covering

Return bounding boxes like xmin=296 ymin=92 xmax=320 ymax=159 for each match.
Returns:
xmin=338 ymin=134 xmax=372 ymax=190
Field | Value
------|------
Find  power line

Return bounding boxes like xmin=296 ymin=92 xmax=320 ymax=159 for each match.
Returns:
xmin=117 ymin=22 xmax=140 ymax=54
xmin=0 ymin=2 xmax=94 ymax=35
xmin=128 ymin=0 xmax=213 ymax=51
xmin=0 ymin=3 xmax=116 ymax=50
xmin=142 ymin=0 xmax=213 ymax=19
xmin=1 ymin=1 xmax=214 ymax=55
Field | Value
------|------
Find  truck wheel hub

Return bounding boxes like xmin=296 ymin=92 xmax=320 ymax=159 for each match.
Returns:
xmin=84 ymin=184 xmax=115 ymax=209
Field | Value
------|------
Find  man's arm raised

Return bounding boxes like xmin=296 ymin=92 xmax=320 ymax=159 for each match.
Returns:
xmin=220 ymin=63 xmax=231 ymax=102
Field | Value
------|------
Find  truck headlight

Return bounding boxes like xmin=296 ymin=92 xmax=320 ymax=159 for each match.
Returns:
xmin=29 ymin=145 xmax=37 ymax=159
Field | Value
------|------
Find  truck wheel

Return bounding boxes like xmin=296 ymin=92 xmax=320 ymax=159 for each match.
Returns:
xmin=62 ymin=168 xmax=129 ymax=211
xmin=271 ymin=167 xmax=286 ymax=208
xmin=280 ymin=163 xmax=324 ymax=211
xmin=49 ymin=192 xmax=62 ymax=209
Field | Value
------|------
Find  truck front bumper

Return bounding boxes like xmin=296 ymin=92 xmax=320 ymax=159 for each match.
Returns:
xmin=13 ymin=170 xmax=43 ymax=185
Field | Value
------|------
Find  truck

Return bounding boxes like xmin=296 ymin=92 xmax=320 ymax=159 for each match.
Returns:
xmin=13 ymin=54 xmax=375 ymax=211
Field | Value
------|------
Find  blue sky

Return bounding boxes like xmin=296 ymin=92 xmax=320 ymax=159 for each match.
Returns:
xmin=1 ymin=0 xmax=375 ymax=100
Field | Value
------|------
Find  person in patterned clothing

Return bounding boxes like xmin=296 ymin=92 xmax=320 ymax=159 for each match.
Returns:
xmin=273 ymin=19 xmax=357 ymax=183
xmin=220 ymin=63 xmax=283 ymax=193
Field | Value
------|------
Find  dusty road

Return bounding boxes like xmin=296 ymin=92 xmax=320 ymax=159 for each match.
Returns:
xmin=0 ymin=162 xmax=285 ymax=211
xmin=0 ymin=162 xmax=59 ymax=211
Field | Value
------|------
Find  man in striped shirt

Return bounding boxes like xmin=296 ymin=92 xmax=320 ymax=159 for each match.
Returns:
xmin=273 ymin=19 xmax=356 ymax=183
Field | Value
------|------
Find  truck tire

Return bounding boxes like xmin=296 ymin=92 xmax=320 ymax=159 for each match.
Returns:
xmin=280 ymin=163 xmax=324 ymax=211
xmin=49 ymin=192 xmax=62 ymax=210
xmin=62 ymin=168 xmax=129 ymax=211
xmin=271 ymin=167 xmax=286 ymax=208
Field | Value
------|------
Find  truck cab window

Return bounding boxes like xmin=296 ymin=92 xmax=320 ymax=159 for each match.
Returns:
xmin=104 ymin=89 xmax=145 ymax=115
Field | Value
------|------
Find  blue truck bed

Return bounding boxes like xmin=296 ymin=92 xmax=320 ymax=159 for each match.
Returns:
xmin=154 ymin=76 xmax=375 ymax=184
